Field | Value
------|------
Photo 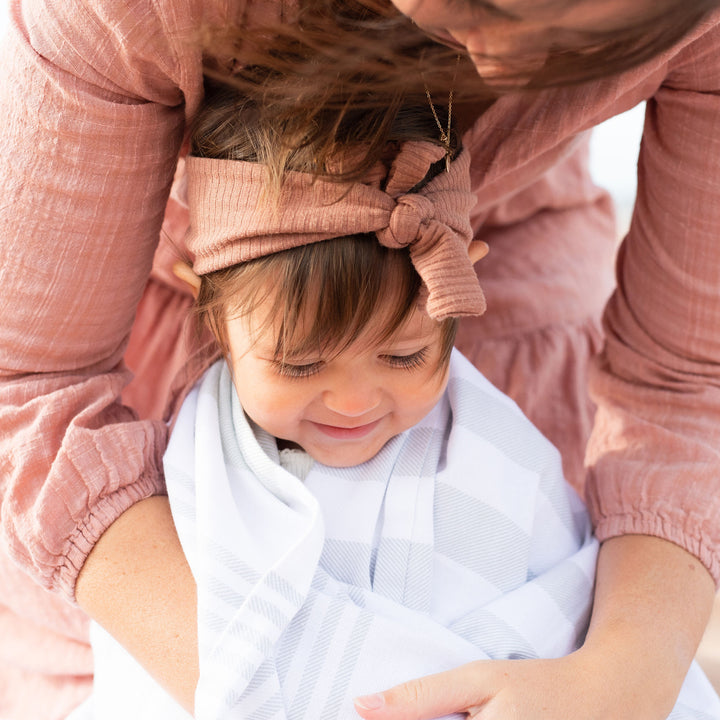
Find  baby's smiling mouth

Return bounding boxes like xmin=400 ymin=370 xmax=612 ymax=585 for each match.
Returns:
xmin=309 ymin=418 xmax=383 ymax=439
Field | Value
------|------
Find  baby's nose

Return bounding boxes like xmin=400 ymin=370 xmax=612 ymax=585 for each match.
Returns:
xmin=321 ymin=379 xmax=382 ymax=418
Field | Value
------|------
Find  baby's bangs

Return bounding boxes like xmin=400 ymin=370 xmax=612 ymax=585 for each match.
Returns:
xmin=195 ymin=263 xmax=267 ymax=355
xmin=270 ymin=236 xmax=422 ymax=362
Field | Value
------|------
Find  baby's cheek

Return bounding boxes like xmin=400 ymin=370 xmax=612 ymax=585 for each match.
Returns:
xmin=409 ymin=374 xmax=448 ymax=418
xmin=249 ymin=390 xmax=305 ymax=430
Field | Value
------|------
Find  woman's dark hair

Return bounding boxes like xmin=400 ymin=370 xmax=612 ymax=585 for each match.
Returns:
xmin=197 ymin=0 xmax=716 ymax=180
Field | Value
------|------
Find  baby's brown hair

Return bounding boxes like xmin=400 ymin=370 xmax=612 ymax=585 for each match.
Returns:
xmin=191 ymin=81 xmax=461 ymax=371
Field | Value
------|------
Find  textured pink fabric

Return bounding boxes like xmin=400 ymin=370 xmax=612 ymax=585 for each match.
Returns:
xmin=2 ymin=0 xmax=720 ymax=715
xmin=186 ymin=144 xmax=486 ymax=319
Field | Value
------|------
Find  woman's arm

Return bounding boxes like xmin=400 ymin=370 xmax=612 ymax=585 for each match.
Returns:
xmin=0 ymin=7 xmax=211 ymax=709
xmin=0 ymin=0 xmax=204 ymax=598
xmin=353 ymin=535 xmax=714 ymax=720
xmin=75 ymin=496 xmax=199 ymax=713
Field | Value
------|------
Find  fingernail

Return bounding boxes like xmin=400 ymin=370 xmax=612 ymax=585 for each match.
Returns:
xmin=354 ymin=693 xmax=386 ymax=710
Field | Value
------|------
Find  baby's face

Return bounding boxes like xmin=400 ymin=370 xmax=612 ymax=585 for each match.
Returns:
xmin=225 ymin=304 xmax=449 ymax=467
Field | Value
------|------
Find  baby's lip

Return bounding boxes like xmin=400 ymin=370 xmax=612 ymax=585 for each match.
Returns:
xmin=310 ymin=418 xmax=382 ymax=440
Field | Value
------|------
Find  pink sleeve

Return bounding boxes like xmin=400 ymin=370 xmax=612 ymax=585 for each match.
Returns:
xmin=0 ymin=0 xmax=209 ymax=599
xmin=586 ymin=14 xmax=720 ymax=585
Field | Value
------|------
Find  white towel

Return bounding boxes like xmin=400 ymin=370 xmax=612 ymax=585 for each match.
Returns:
xmin=76 ymin=350 xmax=720 ymax=720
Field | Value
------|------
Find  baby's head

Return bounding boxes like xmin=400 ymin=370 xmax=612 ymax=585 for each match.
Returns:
xmin=184 ymin=86 xmax=487 ymax=466
xmin=197 ymin=234 xmax=456 ymax=466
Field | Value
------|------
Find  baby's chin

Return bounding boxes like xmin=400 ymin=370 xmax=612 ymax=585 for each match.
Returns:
xmin=302 ymin=437 xmax=395 ymax=468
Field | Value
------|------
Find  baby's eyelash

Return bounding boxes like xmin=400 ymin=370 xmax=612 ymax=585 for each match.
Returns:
xmin=273 ymin=360 xmax=323 ymax=378
xmin=384 ymin=347 xmax=429 ymax=370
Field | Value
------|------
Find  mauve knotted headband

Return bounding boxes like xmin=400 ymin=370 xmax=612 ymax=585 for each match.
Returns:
xmin=184 ymin=140 xmax=486 ymax=320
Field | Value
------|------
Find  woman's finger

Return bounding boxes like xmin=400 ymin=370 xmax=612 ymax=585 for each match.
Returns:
xmin=353 ymin=662 xmax=492 ymax=720
xmin=467 ymin=240 xmax=489 ymax=264
xmin=172 ymin=260 xmax=201 ymax=298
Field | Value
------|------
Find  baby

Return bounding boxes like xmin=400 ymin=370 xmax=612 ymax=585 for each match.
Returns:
xmin=70 ymin=92 xmax=720 ymax=720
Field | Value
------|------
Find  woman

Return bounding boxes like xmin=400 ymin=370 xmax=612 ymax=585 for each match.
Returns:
xmin=1 ymin=0 xmax=719 ymax=717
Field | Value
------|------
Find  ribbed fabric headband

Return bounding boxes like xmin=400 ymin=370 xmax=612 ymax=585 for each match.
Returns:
xmin=185 ymin=140 xmax=486 ymax=320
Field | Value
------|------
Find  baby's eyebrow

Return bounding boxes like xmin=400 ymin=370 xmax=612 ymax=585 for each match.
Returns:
xmin=263 ymin=345 xmax=327 ymax=363
xmin=382 ymin=332 xmax=436 ymax=349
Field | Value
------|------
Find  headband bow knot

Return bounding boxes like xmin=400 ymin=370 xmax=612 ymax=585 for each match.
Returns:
xmin=185 ymin=140 xmax=487 ymax=320
xmin=380 ymin=195 xmax=435 ymax=249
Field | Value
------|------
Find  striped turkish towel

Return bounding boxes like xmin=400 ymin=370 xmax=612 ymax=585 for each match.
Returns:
xmin=76 ymin=350 xmax=720 ymax=720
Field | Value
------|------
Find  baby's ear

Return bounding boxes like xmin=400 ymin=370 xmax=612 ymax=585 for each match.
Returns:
xmin=172 ymin=261 xmax=201 ymax=299
xmin=468 ymin=240 xmax=489 ymax=264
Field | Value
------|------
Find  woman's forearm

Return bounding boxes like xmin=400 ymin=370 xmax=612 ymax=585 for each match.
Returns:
xmin=583 ymin=534 xmax=715 ymax=718
xmin=353 ymin=533 xmax=716 ymax=720
xmin=75 ymin=496 xmax=198 ymax=714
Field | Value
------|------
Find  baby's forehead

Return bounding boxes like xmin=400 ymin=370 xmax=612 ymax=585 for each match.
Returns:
xmin=385 ymin=306 xmax=440 ymax=342
xmin=254 ymin=302 xmax=441 ymax=359
xmin=339 ymin=305 xmax=442 ymax=353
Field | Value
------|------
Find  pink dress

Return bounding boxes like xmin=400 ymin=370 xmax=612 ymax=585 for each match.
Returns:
xmin=2 ymin=0 xmax=720 ymax=715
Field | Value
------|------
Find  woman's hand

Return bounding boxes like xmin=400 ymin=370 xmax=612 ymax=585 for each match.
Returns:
xmin=353 ymin=654 xmax=579 ymax=719
xmin=354 ymin=535 xmax=716 ymax=720
xmin=353 ymin=651 xmax=637 ymax=720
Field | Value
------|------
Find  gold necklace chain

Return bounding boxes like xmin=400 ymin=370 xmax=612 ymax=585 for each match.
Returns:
xmin=424 ymin=54 xmax=460 ymax=172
